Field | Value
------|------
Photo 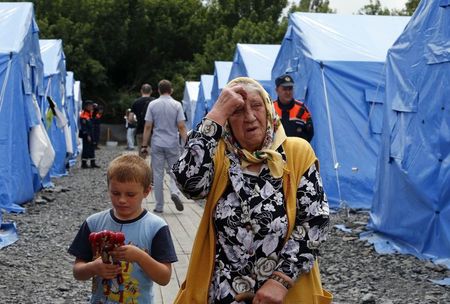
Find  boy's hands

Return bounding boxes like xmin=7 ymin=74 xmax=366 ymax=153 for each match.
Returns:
xmin=110 ymin=244 xmax=143 ymax=263
xmin=91 ymin=257 xmax=121 ymax=280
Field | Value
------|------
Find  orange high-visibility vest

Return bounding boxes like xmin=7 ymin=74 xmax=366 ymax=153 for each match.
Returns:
xmin=273 ymin=99 xmax=311 ymax=122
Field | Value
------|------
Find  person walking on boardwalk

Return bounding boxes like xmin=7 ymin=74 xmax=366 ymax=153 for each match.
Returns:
xmin=140 ymin=79 xmax=187 ymax=213
xmin=131 ymin=84 xmax=154 ymax=149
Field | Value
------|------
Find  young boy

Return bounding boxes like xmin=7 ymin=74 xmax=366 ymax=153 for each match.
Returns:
xmin=68 ymin=154 xmax=177 ymax=303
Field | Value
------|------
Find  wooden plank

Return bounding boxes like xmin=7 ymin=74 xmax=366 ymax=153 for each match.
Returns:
xmin=153 ymin=285 xmax=163 ymax=304
xmin=173 ymin=253 xmax=190 ymax=286
xmin=144 ymin=173 xmax=205 ymax=302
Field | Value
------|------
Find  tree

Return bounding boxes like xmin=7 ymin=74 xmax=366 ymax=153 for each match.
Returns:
xmin=12 ymin=0 xmax=306 ymax=121
xmin=358 ymin=0 xmax=391 ymax=15
xmin=289 ymin=0 xmax=334 ymax=13
xmin=187 ymin=0 xmax=289 ymax=78
xmin=404 ymin=0 xmax=421 ymax=15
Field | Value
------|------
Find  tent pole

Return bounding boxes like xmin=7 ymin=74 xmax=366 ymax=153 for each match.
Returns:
xmin=320 ymin=62 xmax=345 ymax=211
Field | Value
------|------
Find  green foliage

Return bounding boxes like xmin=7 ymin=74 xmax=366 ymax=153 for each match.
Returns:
xmin=187 ymin=0 xmax=288 ymax=78
xmin=358 ymin=0 xmax=391 ymax=15
xmin=6 ymin=0 xmax=338 ymax=121
xmin=290 ymin=0 xmax=334 ymax=13
xmin=402 ymin=0 xmax=421 ymax=16
xmin=358 ymin=0 xmax=420 ymax=16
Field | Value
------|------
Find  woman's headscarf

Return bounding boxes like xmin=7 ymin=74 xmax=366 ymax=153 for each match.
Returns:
xmin=223 ymin=77 xmax=287 ymax=178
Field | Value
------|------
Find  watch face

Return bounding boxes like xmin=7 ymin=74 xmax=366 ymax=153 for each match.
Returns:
xmin=201 ymin=119 xmax=217 ymax=137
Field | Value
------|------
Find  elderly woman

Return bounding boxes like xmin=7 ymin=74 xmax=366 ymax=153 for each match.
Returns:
xmin=172 ymin=77 xmax=331 ymax=304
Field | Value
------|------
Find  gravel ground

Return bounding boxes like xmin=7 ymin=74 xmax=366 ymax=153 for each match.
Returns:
xmin=0 ymin=145 xmax=449 ymax=303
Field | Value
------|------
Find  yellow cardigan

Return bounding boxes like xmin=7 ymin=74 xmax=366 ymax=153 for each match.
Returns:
xmin=174 ymin=137 xmax=333 ymax=304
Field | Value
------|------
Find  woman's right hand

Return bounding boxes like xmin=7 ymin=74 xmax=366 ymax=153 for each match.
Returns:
xmin=206 ymin=85 xmax=247 ymax=126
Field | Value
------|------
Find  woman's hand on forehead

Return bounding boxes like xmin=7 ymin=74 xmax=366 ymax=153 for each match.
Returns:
xmin=231 ymin=84 xmax=248 ymax=101
xmin=206 ymin=85 xmax=247 ymax=126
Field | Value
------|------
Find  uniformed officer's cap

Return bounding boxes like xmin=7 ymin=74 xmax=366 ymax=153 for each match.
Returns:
xmin=275 ymin=74 xmax=294 ymax=87
xmin=83 ymin=100 xmax=94 ymax=109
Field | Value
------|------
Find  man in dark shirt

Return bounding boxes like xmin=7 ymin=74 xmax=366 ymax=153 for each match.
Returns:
xmin=131 ymin=83 xmax=155 ymax=148
xmin=273 ymin=74 xmax=314 ymax=142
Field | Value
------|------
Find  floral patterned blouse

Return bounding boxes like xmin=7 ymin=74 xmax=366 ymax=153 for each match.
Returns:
xmin=173 ymin=122 xmax=329 ymax=304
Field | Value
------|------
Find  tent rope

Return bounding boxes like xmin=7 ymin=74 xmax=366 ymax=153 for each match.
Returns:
xmin=0 ymin=56 xmax=13 ymax=113
xmin=320 ymin=62 xmax=345 ymax=209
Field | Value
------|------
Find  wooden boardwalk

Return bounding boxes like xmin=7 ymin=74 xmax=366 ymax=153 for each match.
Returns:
xmin=143 ymin=176 xmax=203 ymax=303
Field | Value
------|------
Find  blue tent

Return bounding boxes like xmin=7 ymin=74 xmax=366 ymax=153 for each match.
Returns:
xmin=229 ymin=44 xmax=280 ymax=97
xmin=182 ymin=81 xmax=200 ymax=130
xmin=210 ymin=61 xmax=232 ymax=110
xmin=65 ymin=71 xmax=79 ymax=166
xmin=192 ymin=74 xmax=213 ymax=128
xmin=366 ymin=0 xmax=450 ymax=268
xmin=74 ymin=80 xmax=82 ymax=110
xmin=40 ymin=39 xmax=68 ymax=178
xmin=73 ymin=80 xmax=83 ymax=153
xmin=272 ymin=13 xmax=409 ymax=208
xmin=0 ymin=3 xmax=44 ymax=213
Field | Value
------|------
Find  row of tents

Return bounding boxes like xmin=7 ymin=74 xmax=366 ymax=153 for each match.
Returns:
xmin=0 ymin=3 xmax=83 ymax=248
xmin=182 ymin=0 xmax=449 ymax=271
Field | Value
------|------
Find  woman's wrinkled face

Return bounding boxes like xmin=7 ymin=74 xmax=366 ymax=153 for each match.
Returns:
xmin=228 ymin=91 xmax=267 ymax=152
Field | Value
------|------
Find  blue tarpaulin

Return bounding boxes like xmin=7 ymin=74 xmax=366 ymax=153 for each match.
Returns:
xmin=65 ymin=71 xmax=79 ymax=166
xmin=210 ymin=61 xmax=232 ymax=110
xmin=192 ymin=74 xmax=213 ymax=129
xmin=182 ymin=81 xmax=199 ymax=130
xmin=39 ymin=39 xmax=68 ymax=179
xmin=367 ymin=0 xmax=450 ymax=268
xmin=272 ymin=13 xmax=409 ymax=209
xmin=229 ymin=44 xmax=280 ymax=98
xmin=73 ymin=80 xmax=83 ymax=154
xmin=0 ymin=3 xmax=44 ymax=212
xmin=0 ymin=222 xmax=18 ymax=249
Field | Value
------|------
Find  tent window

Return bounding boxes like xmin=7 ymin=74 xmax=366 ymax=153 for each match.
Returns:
xmin=425 ymin=40 xmax=450 ymax=65
xmin=365 ymin=88 xmax=385 ymax=134
xmin=389 ymin=111 xmax=422 ymax=171
xmin=391 ymin=88 xmax=418 ymax=113
xmin=22 ymin=64 xmax=32 ymax=95
xmin=286 ymin=57 xmax=298 ymax=73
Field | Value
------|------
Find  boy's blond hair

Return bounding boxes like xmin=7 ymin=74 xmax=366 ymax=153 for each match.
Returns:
xmin=107 ymin=154 xmax=152 ymax=189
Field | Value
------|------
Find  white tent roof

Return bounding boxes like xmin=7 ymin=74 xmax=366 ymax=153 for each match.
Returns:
xmin=289 ymin=13 xmax=410 ymax=62
xmin=0 ymin=3 xmax=36 ymax=53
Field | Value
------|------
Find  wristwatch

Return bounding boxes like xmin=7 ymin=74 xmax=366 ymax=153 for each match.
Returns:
xmin=269 ymin=273 xmax=292 ymax=289
xmin=199 ymin=118 xmax=219 ymax=137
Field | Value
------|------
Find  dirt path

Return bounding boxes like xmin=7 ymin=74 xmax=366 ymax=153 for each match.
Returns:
xmin=0 ymin=145 xmax=448 ymax=303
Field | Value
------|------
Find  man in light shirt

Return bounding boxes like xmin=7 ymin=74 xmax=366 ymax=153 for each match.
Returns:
xmin=141 ymin=79 xmax=187 ymax=213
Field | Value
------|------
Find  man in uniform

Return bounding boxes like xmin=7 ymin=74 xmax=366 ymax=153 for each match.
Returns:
xmin=79 ymin=101 xmax=100 ymax=168
xmin=273 ymin=74 xmax=314 ymax=142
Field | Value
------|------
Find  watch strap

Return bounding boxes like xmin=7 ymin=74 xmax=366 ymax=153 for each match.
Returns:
xmin=199 ymin=118 xmax=222 ymax=138
xmin=269 ymin=273 xmax=292 ymax=289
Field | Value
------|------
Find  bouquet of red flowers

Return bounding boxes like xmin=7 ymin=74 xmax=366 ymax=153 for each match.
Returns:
xmin=89 ymin=230 xmax=126 ymax=300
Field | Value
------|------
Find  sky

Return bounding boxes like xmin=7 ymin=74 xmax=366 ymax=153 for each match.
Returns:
xmin=328 ymin=0 xmax=407 ymax=14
